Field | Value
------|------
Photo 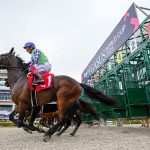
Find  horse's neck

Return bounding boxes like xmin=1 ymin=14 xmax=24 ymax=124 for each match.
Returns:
xmin=7 ymin=69 xmax=26 ymax=89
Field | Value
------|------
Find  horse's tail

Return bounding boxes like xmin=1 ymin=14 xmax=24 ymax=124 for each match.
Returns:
xmin=79 ymin=98 xmax=99 ymax=121
xmin=80 ymin=83 xmax=118 ymax=106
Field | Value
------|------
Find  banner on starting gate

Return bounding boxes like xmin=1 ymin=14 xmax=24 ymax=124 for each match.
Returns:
xmin=82 ymin=3 xmax=140 ymax=83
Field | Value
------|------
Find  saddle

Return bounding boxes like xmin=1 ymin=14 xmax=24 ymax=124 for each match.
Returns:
xmin=27 ymin=73 xmax=54 ymax=92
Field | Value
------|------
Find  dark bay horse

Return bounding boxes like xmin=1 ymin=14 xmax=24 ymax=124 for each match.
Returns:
xmin=0 ymin=48 xmax=118 ymax=142
xmin=56 ymin=98 xmax=100 ymax=136
xmin=39 ymin=98 xmax=100 ymax=136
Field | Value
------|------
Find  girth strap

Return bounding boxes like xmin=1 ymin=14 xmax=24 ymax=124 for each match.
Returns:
xmin=31 ymin=84 xmax=38 ymax=107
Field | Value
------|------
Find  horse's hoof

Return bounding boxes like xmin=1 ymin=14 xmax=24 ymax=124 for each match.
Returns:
xmin=16 ymin=122 xmax=22 ymax=128
xmin=70 ymin=133 xmax=75 ymax=136
xmin=23 ymin=127 xmax=32 ymax=134
xmin=31 ymin=126 xmax=37 ymax=131
xmin=43 ymin=133 xmax=51 ymax=142
xmin=28 ymin=125 xmax=38 ymax=131
xmin=56 ymin=132 xmax=61 ymax=136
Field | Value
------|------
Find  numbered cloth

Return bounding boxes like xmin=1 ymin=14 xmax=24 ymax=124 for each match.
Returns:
xmin=27 ymin=73 xmax=54 ymax=92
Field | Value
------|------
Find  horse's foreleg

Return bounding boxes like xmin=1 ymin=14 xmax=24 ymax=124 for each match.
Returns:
xmin=9 ymin=106 xmax=26 ymax=128
xmin=29 ymin=106 xmax=40 ymax=126
xmin=14 ymin=102 xmax=36 ymax=133
xmin=15 ymin=101 xmax=31 ymax=128
xmin=24 ymin=106 xmax=41 ymax=132
xmin=9 ymin=105 xmax=30 ymax=130
xmin=9 ymin=108 xmax=19 ymax=126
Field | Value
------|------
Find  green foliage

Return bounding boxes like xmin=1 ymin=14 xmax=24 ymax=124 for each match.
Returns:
xmin=0 ymin=121 xmax=39 ymax=127
xmin=123 ymin=119 xmax=142 ymax=124
xmin=0 ymin=121 xmax=15 ymax=127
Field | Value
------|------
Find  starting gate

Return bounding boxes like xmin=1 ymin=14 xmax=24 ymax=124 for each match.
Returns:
xmin=81 ymin=3 xmax=150 ymax=123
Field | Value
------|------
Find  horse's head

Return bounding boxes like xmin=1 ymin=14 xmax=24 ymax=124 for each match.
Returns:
xmin=0 ymin=47 xmax=16 ymax=67
xmin=0 ymin=47 xmax=28 ymax=72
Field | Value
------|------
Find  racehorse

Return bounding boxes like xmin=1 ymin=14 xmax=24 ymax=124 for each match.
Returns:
xmin=39 ymin=98 xmax=100 ymax=136
xmin=0 ymin=48 xmax=118 ymax=142
xmin=57 ymin=98 xmax=100 ymax=136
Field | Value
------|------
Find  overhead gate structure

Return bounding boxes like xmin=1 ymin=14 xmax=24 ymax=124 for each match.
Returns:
xmin=81 ymin=3 xmax=150 ymax=123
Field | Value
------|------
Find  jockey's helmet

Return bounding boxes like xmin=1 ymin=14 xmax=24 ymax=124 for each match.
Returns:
xmin=23 ymin=42 xmax=36 ymax=49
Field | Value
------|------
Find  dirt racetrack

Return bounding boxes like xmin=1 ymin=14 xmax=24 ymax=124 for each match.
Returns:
xmin=0 ymin=124 xmax=150 ymax=150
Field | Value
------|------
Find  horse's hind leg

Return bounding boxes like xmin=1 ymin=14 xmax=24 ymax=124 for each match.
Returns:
xmin=43 ymin=100 xmax=77 ymax=141
xmin=43 ymin=86 xmax=81 ymax=142
xmin=57 ymin=124 xmax=63 ymax=132
xmin=57 ymin=102 xmax=80 ymax=136
xmin=57 ymin=119 xmax=71 ymax=136
xmin=43 ymin=116 xmax=68 ymax=142
xmin=70 ymin=114 xmax=82 ymax=136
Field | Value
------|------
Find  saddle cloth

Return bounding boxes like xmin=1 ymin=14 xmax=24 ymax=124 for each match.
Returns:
xmin=27 ymin=73 xmax=54 ymax=92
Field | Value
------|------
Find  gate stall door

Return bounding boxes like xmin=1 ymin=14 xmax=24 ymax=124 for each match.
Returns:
xmin=96 ymin=78 xmax=112 ymax=120
xmin=107 ymin=68 xmax=127 ymax=119
xmin=123 ymin=54 xmax=150 ymax=118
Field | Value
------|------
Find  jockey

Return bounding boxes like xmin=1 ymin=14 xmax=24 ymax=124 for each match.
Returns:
xmin=24 ymin=42 xmax=52 ymax=84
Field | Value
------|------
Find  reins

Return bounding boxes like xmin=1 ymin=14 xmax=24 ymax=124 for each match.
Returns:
xmin=12 ymin=68 xmax=29 ymax=85
xmin=0 ymin=65 xmax=25 ymax=69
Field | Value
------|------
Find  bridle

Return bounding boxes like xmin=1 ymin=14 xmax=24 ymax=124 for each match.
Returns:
xmin=0 ymin=52 xmax=30 ymax=87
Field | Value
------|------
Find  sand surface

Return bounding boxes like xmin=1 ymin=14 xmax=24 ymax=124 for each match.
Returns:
xmin=0 ymin=124 xmax=150 ymax=150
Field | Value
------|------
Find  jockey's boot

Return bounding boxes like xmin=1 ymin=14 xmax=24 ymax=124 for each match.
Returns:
xmin=34 ymin=73 xmax=44 ymax=84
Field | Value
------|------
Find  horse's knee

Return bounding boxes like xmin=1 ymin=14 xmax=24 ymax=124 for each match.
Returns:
xmin=9 ymin=112 xmax=17 ymax=121
xmin=9 ymin=116 xmax=13 ymax=121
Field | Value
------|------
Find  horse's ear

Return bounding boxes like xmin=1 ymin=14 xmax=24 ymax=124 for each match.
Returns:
xmin=9 ymin=47 xmax=14 ymax=54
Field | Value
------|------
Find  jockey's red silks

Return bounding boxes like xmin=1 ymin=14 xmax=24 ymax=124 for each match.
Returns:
xmin=27 ymin=73 xmax=54 ymax=92
xmin=29 ymin=66 xmax=38 ymax=74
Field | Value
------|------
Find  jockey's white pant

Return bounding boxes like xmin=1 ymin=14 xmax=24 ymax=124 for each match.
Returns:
xmin=33 ymin=62 xmax=52 ymax=74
